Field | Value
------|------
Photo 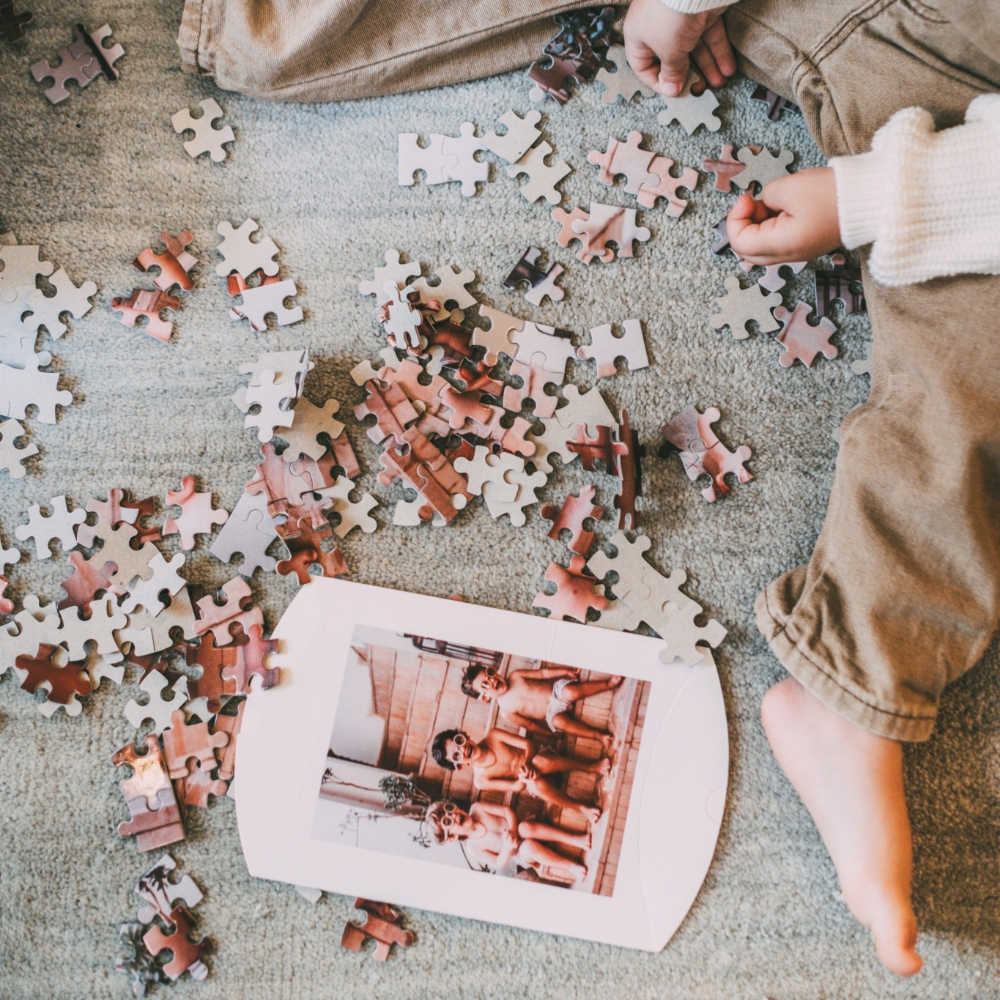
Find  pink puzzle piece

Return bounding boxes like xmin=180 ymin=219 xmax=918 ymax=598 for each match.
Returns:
xmin=587 ymin=131 xmax=658 ymax=195
xmin=133 ymin=231 xmax=198 ymax=292
xmin=111 ymin=289 xmax=180 ymax=342
xmin=540 ymin=485 xmax=603 ymax=555
xmin=636 ymin=157 xmax=699 ymax=215
xmin=660 ymin=405 xmax=753 ymax=503
xmin=194 ymin=577 xmax=264 ymax=647
xmin=163 ymin=475 xmax=229 ymax=550
xmin=161 ymin=708 xmax=229 ymax=780
xmin=532 ymin=555 xmax=608 ymax=622
xmin=773 ymin=301 xmax=839 ymax=368
xmin=701 ymin=143 xmax=756 ymax=192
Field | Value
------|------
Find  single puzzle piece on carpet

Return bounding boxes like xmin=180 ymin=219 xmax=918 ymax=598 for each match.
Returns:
xmin=526 ymin=54 xmax=588 ymax=104
xmin=161 ymin=708 xmax=228 ymax=780
xmin=571 ymin=203 xmax=650 ymax=263
xmin=482 ymin=108 xmax=542 ymax=163
xmin=596 ymin=44 xmax=654 ymax=104
xmin=171 ymin=98 xmax=235 ymax=162
xmin=14 ymin=494 xmax=84 ymax=558
xmin=16 ymin=642 xmax=89 ymax=716
xmin=229 ymin=276 xmax=302 ymax=332
xmin=143 ymin=907 xmax=209 ymax=982
xmin=163 ymin=475 xmax=229 ymax=549
xmin=57 ymin=596 xmax=128 ymax=662
xmin=29 ymin=25 xmax=99 ymax=103
xmin=440 ymin=122 xmax=488 ymax=196
xmin=553 ymin=383 xmax=617 ymax=438
xmin=851 ymin=339 xmax=873 ymax=377
xmin=358 ymin=249 xmax=420 ymax=302
xmin=540 ymin=485 xmax=603 ymax=555
xmin=505 ymin=141 xmax=571 ymax=205
xmin=278 ymin=397 xmax=343 ymax=461
xmin=509 ymin=322 xmax=576 ymax=375
xmin=587 ymin=131 xmax=658 ymax=195
xmin=133 ymin=231 xmax=197 ymax=293
xmin=751 ymin=83 xmax=801 ymax=120
xmin=577 ymin=318 xmax=647 ymax=378
xmin=734 ymin=146 xmax=794 ymax=191
xmin=124 ymin=671 xmax=189 ymax=733
xmin=22 ymin=267 xmax=97 ymax=337
xmin=758 ymin=260 xmax=807 ymax=293
xmin=243 ymin=370 xmax=295 ymax=443
xmin=660 ymin=404 xmax=753 ymax=502
xmin=0 ymin=350 xmax=72 ymax=423
xmin=238 ymin=348 xmax=313 ymax=391
xmin=503 ymin=247 xmax=565 ymax=306
xmin=532 ymin=555 xmax=607 ymax=622
xmin=194 ymin=577 xmax=264 ymax=647
xmin=316 ymin=476 xmax=379 ymax=538
xmin=701 ymin=143 xmax=747 ymax=192
xmin=342 ymin=899 xmax=414 ymax=962
xmin=0 ymin=2 xmax=32 ymax=41
xmin=636 ymin=157 xmax=699 ymax=215
xmin=121 ymin=552 xmax=187 ymax=617
xmin=814 ymin=252 xmax=867 ymax=318
xmin=134 ymin=853 xmax=203 ymax=925
xmin=111 ymin=288 xmax=179 ymax=342
xmin=708 ymin=276 xmax=782 ymax=339
xmin=551 ymin=206 xmax=592 ymax=263
xmin=398 ymin=132 xmax=458 ymax=187
xmin=0 ymin=418 xmax=36 ymax=478
xmin=773 ymin=301 xmax=839 ymax=368
xmin=214 ymin=219 xmax=280 ymax=279
xmin=656 ymin=70 xmax=720 ymax=134
xmin=411 ymin=264 xmax=477 ymax=322
xmin=503 ymin=358 xmax=562 ymax=418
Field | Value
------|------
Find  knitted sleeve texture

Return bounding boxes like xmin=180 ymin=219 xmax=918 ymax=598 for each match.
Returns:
xmin=831 ymin=94 xmax=1000 ymax=286
xmin=655 ymin=0 xmax=740 ymax=13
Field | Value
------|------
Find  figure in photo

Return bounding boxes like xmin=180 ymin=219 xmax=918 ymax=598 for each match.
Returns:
xmin=431 ymin=727 xmax=606 ymax=824
xmin=462 ymin=664 xmax=624 ymax=752
xmin=425 ymin=800 xmax=591 ymax=886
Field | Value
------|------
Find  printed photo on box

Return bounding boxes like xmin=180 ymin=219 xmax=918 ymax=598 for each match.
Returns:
xmin=312 ymin=624 xmax=651 ymax=895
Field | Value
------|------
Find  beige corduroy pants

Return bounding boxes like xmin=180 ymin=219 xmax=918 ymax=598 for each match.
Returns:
xmin=178 ymin=0 xmax=1000 ymax=741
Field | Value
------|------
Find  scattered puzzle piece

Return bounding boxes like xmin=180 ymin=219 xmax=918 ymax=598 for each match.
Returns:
xmin=161 ymin=708 xmax=229 ymax=780
xmin=275 ymin=519 xmax=349 ymax=583
xmin=194 ymin=577 xmax=263 ymax=647
xmin=441 ymin=122 xmax=488 ymax=196
xmin=472 ymin=304 xmax=522 ymax=365
xmin=341 ymin=899 xmax=414 ymax=962
xmin=113 ymin=734 xmax=186 ymax=851
xmin=0 ymin=418 xmax=36 ymax=478
xmin=163 ymin=476 xmax=229 ymax=549
xmin=120 ymin=552 xmax=187 ymax=617
xmin=637 ymin=156 xmax=698 ymax=215
xmin=57 ymin=596 xmax=128 ymax=662
xmin=571 ymin=203 xmax=650 ymax=263
xmin=398 ymin=132 xmax=458 ymax=187
xmin=482 ymin=109 xmax=542 ymax=163
xmin=661 ymin=404 xmax=753 ymax=502
xmin=30 ymin=26 xmax=99 ymax=104
xmin=134 ymin=854 xmax=203 ymax=925
xmin=734 ymin=146 xmax=794 ymax=191
xmin=316 ymin=476 xmax=379 ymax=538
xmin=0 ymin=2 xmax=32 ymax=42
xmin=532 ymin=554 xmax=607 ymax=622
xmin=124 ymin=671 xmax=189 ymax=733
xmin=509 ymin=322 xmax=576 ymax=375
xmin=14 ymin=495 xmax=84 ymax=558
xmin=229 ymin=276 xmax=302 ymax=332
xmin=214 ymin=219 xmax=280 ymax=279
xmin=358 ymin=250 xmax=420 ymax=302
xmin=503 ymin=247 xmax=565 ymax=306
xmin=656 ymin=70 xmax=720 ymax=134
xmin=243 ymin=370 xmax=296 ymax=443
xmin=773 ymin=301 xmax=839 ymax=368
xmin=758 ymin=260 xmax=807 ymax=293
xmin=143 ymin=907 xmax=209 ymax=982
xmin=171 ymin=98 xmax=235 ymax=162
xmin=22 ymin=267 xmax=98 ymax=337
xmin=133 ymin=230 xmax=197 ymax=293
xmin=587 ymin=131 xmax=658 ymax=195
xmin=577 ymin=318 xmax=647 ymax=378
xmin=505 ymin=141 xmax=571 ymax=205
xmin=111 ymin=288 xmax=180 ymax=342
xmin=553 ymin=384 xmax=617 ymax=439
xmin=814 ymin=252 xmax=866 ymax=317
xmin=708 ymin=276 xmax=782 ymax=339
xmin=595 ymin=44 xmax=653 ymax=104
xmin=16 ymin=642 xmax=89 ymax=716
xmin=701 ymin=143 xmax=747 ymax=192
xmin=540 ymin=485 xmax=603 ymax=555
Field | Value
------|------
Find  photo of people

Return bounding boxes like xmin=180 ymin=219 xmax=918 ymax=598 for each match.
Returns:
xmin=312 ymin=625 xmax=651 ymax=895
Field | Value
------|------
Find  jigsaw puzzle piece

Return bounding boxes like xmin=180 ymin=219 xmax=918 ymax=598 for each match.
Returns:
xmin=171 ymin=98 xmax=235 ymax=162
xmin=532 ymin=555 xmax=607 ymax=622
xmin=482 ymin=109 xmax=542 ymax=163
xmin=505 ymin=141 xmax=571 ymax=205
xmin=398 ymin=133 xmax=457 ymax=186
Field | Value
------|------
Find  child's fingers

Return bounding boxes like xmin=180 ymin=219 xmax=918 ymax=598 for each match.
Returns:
xmin=690 ymin=39 xmax=724 ymax=89
xmin=655 ymin=49 xmax=692 ymax=96
xmin=702 ymin=16 xmax=736 ymax=77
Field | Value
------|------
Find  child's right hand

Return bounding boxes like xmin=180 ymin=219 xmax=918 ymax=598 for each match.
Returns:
xmin=623 ymin=0 xmax=736 ymax=97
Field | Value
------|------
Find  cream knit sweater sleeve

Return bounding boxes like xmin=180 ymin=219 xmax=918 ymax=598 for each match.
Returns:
xmin=831 ymin=94 xmax=1000 ymax=286
xmin=655 ymin=0 xmax=739 ymax=14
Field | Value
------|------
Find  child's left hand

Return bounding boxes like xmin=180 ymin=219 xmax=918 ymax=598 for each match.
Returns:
xmin=727 ymin=167 xmax=842 ymax=265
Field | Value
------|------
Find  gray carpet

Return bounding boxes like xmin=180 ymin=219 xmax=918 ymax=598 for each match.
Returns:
xmin=1 ymin=2 xmax=999 ymax=997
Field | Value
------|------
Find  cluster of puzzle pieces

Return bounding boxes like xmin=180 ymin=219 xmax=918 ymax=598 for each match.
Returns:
xmin=116 ymin=854 xmax=210 ymax=992
xmin=29 ymin=21 xmax=123 ymax=104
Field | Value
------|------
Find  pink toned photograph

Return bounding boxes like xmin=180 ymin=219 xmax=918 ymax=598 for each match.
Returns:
xmin=312 ymin=625 xmax=651 ymax=895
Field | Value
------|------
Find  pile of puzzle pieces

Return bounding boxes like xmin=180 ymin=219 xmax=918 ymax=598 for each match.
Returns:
xmin=230 ymin=347 xmax=373 ymax=581
xmin=111 ymin=217 xmax=303 ymax=342
xmin=0 ymin=233 xmax=89 ymax=474
xmin=116 ymin=854 xmax=210 ymax=992
xmin=354 ymin=249 xmax=648 ymax=529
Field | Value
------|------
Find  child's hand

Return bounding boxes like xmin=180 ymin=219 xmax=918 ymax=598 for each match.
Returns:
xmin=518 ymin=764 xmax=538 ymax=782
xmin=623 ymin=0 xmax=735 ymax=98
xmin=727 ymin=167 xmax=842 ymax=265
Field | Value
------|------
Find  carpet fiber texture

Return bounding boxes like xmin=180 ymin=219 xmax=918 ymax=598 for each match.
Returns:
xmin=1 ymin=2 xmax=999 ymax=998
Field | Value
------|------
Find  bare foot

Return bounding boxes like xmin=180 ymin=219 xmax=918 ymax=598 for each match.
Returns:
xmin=597 ymin=756 xmax=612 ymax=776
xmin=581 ymin=806 xmax=602 ymax=825
xmin=598 ymin=732 xmax=615 ymax=754
xmin=761 ymin=677 xmax=922 ymax=977
xmin=608 ymin=675 xmax=623 ymax=688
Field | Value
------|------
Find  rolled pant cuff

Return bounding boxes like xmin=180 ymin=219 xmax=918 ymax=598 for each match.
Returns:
xmin=178 ymin=0 xmax=214 ymax=76
xmin=754 ymin=587 xmax=937 ymax=742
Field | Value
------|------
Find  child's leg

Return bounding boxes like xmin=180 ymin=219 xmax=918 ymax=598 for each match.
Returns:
xmin=177 ymin=0 xmax=585 ymax=102
xmin=516 ymin=839 xmax=588 ymax=883
xmin=518 ymin=819 xmax=592 ymax=851
xmin=561 ymin=676 xmax=623 ymax=702
xmin=525 ymin=777 xmax=601 ymax=824
xmin=550 ymin=711 xmax=615 ymax=751
xmin=726 ymin=0 xmax=1000 ymax=975
xmin=532 ymin=750 xmax=611 ymax=777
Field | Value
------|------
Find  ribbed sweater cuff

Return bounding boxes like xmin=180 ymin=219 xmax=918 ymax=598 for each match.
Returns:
xmin=656 ymin=0 xmax=739 ymax=13
xmin=830 ymin=151 xmax=884 ymax=250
